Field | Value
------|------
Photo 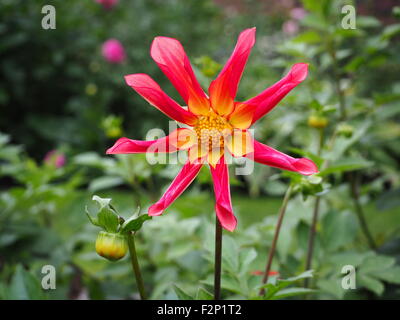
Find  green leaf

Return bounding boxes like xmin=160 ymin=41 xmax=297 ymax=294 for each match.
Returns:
xmin=98 ymin=207 xmax=119 ymax=233
xmin=85 ymin=206 xmax=100 ymax=227
xmin=374 ymin=267 xmax=400 ymax=284
xmin=89 ymin=195 xmax=120 ymax=233
xmin=239 ymin=248 xmax=257 ymax=275
xmin=292 ymin=31 xmax=322 ymax=44
xmin=317 ymin=279 xmax=344 ymax=299
xmin=173 ymin=285 xmax=193 ymax=300
xmin=322 ymin=210 xmax=357 ymax=251
xmin=6 ymin=265 xmax=45 ymax=300
xmin=360 ymin=255 xmax=395 ymax=274
xmin=120 ymin=214 xmax=152 ymax=233
xmin=318 ymin=157 xmax=373 ymax=176
xmin=284 ymin=270 xmax=314 ymax=282
xmin=359 ymin=275 xmax=384 ymax=296
xmin=89 ymin=176 xmax=124 ymax=192
xmin=270 ymin=287 xmax=314 ymax=300
xmin=196 ymin=287 xmax=213 ymax=300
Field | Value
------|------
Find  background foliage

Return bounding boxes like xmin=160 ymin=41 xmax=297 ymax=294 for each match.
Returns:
xmin=1 ymin=0 xmax=400 ymax=300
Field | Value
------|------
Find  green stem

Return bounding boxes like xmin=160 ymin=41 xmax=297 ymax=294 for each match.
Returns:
xmin=350 ymin=172 xmax=377 ymax=250
xmin=304 ymin=128 xmax=325 ymax=289
xmin=304 ymin=196 xmax=321 ymax=288
xmin=214 ymin=219 xmax=223 ymax=300
xmin=127 ymin=232 xmax=147 ymax=300
xmin=259 ymin=185 xmax=293 ymax=296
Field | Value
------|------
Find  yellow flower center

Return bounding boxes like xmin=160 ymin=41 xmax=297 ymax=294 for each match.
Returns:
xmin=194 ymin=113 xmax=232 ymax=150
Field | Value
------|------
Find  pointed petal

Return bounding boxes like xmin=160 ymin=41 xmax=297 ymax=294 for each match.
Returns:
xmin=148 ymin=161 xmax=203 ymax=216
xmin=207 ymin=147 xmax=224 ymax=168
xmin=245 ymin=63 xmax=308 ymax=124
xmin=225 ymin=130 xmax=254 ymax=157
xmin=246 ymin=140 xmax=318 ymax=175
xmin=106 ymin=128 xmax=192 ymax=154
xmin=150 ymin=37 xmax=210 ymax=115
xmin=228 ymin=102 xmax=257 ymax=129
xmin=210 ymin=158 xmax=237 ymax=232
xmin=209 ymin=28 xmax=256 ymax=116
xmin=125 ymin=73 xmax=198 ymax=126
xmin=169 ymin=128 xmax=197 ymax=150
xmin=188 ymin=144 xmax=208 ymax=164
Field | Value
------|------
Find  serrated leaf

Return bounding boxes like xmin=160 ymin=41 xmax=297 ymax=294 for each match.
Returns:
xmin=173 ymin=285 xmax=193 ymax=300
xmin=121 ymin=214 xmax=152 ymax=233
xmin=196 ymin=287 xmax=213 ymax=300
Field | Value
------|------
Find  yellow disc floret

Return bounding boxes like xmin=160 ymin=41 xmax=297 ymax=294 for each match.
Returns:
xmin=194 ymin=113 xmax=232 ymax=151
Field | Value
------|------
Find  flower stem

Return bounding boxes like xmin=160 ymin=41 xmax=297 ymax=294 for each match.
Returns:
xmin=214 ymin=219 xmax=223 ymax=300
xmin=304 ymin=128 xmax=324 ymax=288
xmin=259 ymin=185 xmax=293 ymax=296
xmin=127 ymin=231 xmax=147 ymax=300
xmin=304 ymin=196 xmax=321 ymax=288
xmin=350 ymin=172 xmax=377 ymax=250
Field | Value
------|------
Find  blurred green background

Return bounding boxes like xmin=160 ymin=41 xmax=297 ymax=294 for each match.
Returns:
xmin=1 ymin=0 xmax=400 ymax=300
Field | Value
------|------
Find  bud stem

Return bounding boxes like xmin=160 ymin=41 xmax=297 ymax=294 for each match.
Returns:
xmin=259 ymin=185 xmax=293 ymax=296
xmin=127 ymin=232 xmax=147 ymax=300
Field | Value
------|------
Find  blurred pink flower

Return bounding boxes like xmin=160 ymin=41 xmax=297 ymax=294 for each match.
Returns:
xmin=282 ymin=20 xmax=299 ymax=35
xmin=102 ymin=39 xmax=126 ymax=64
xmin=96 ymin=0 xmax=118 ymax=10
xmin=44 ymin=150 xmax=66 ymax=168
xmin=290 ymin=7 xmax=307 ymax=20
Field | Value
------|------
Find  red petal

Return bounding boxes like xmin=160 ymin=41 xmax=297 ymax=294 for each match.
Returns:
xmin=150 ymin=37 xmax=210 ymax=115
xmin=124 ymin=73 xmax=198 ymax=126
xmin=106 ymin=128 xmax=193 ymax=154
xmin=210 ymin=157 xmax=237 ymax=232
xmin=209 ymin=28 xmax=256 ymax=116
xmin=148 ymin=161 xmax=203 ymax=216
xmin=247 ymin=140 xmax=318 ymax=175
xmin=245 ymin=63 xmax=308 ymax=124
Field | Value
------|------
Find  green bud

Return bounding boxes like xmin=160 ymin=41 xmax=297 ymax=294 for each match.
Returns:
xmin=337 ymin=123 xmax=354 ymax=138
xmin=95 ymin=231 xmax=128 ymax=261
xmin=308 ymin=115 xmax=328 ymax=129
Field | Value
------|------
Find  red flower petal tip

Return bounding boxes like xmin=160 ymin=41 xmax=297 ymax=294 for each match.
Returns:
xmin=293 ymin=158 xmax=318 ymax=176
xmin=290 ymin=63 xmax=308 ymax=83
xmin=124 ymin=73 xmax=148 ymax=87
xmin=148 ymin=203 xmax=165 ymax=216
xmin=106 ymin=137 xmax=130 ymax=154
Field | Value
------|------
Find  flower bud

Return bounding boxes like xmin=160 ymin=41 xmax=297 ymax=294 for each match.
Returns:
xmin=337 ymin=123 xmax=354 ymax=138
xmin=95 ymin=231 xmax=128 ymax=261
xmin=308 ymin=115 xmax=328 ymax=129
